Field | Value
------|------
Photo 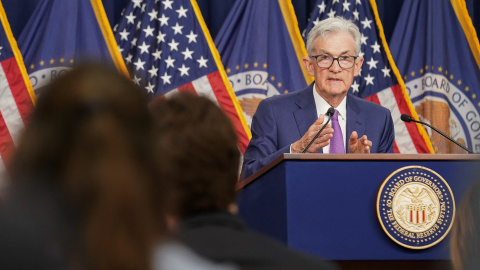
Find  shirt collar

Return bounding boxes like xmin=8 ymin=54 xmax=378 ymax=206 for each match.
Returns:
xmin=312 ymin=82 xmax=347 ymax=120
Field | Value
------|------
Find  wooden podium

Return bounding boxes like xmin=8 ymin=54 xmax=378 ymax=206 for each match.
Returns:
xmin=236 ymin=154 xmax=480 ymax=269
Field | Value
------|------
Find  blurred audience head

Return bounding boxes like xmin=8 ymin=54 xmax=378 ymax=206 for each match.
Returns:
xmin=7 ymin=63 xmax=161 ymax=270
xmin=451 ymin=180 xmax=480 ymax=270
xmin=150 ymin=92 xmax=240 ymax=219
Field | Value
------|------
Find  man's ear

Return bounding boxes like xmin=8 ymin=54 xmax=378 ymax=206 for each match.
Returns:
xmin=354 ymin=56 xmax=364 ymax=76
xmin=303 ymin=56 xmax=315 ymax=77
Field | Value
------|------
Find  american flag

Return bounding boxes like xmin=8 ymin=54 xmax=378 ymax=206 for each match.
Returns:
xmin=0 ymin=1 xmax=35 ymax=180
xmin=114 ymin=0 xmax=250 ymax=153
xmin=304 ymin=0 xmax=433 ymax=153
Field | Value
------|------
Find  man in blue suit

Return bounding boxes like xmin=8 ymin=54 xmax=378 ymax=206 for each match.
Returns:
xmin=241 ymin=17 xmax=395 ymax=179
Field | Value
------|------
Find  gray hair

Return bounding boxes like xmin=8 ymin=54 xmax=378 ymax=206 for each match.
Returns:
xmin=305 ymin=17 xmax=362 ymax=56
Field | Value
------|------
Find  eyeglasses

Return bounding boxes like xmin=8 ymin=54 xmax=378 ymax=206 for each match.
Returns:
xmin=310 ymin=54 xmax=358 ymax=69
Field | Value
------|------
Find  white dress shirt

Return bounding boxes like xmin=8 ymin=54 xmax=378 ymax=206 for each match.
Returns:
xmin=312 ymin=83 xmax=347 ymax=153
xmin=289 ymin=83 xmax=347 ymax=153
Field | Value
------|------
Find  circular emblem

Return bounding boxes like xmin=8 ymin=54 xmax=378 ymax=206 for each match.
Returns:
xmin=376 ymin=166 xmax=455 ymax=249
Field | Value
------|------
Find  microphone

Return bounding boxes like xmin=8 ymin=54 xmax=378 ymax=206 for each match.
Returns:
xmin=302 ymin=107 xmax=335 ymax=153
xmin=400 ymin=114 xmax=475 ymax=154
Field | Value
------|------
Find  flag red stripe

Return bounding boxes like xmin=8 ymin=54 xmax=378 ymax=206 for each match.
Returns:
xmin=392 ymin=141 xmax=399 ymax=153
xmin=178 ymin=82 xmax=197 ymax=95
xmin=390 ymin=84 xmax=430 ymax=153
xmin=206 ymin=71 xmax=249 ymax=153
xmin=0 ymin=110 xmax=14 ymax=168
xmin=365 ymin=93 xmax=404 ymax=153
xmin=365 ymin=92 xmax=381 ymax=104
xmin=1 ymin=58 xmax=33 ymax=125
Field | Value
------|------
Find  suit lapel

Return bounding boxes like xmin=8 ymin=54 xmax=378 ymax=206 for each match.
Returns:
xmin=346 ymin=94 xmax=365 ymax=153
xmin=293 ymin=83 xmax=321 ymax=153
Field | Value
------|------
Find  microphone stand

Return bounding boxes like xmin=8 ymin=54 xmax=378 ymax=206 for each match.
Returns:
xmin=403 ymin=115 xmax=475 ymax=154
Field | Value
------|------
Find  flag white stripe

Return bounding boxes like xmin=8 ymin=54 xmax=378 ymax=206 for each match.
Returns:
xmin=377 ymin=88 xmax=418 ymax=153
xmin=164 ymin=88 xmax=180 ymax=98
xmin=0 ymin=65 xmax=24 ymax=146
xmin=192 ymin=75 xmax=220 ymax=107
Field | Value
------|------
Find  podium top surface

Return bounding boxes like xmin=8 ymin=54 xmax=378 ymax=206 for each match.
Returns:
xmin=237 ymin=153 xmax=480 ymax=190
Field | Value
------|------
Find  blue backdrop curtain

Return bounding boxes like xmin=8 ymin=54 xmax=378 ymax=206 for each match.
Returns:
xmin=2 ymin=0 xmax=479 ymax=55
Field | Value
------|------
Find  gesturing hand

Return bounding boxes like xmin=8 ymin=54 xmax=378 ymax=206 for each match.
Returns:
xmin=291 ymin=114 xmax=334 ymax=153
xmin=348 ymin=131 xmax=372 ymax=153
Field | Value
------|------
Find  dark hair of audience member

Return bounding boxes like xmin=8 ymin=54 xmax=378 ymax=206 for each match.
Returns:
xmin=8 ymin=63 xmax=162 ymax=270
xmin=150 ymin=92 xmax=240 ymax=218
xmin=451 ymin=180 xmax=480 ymax=270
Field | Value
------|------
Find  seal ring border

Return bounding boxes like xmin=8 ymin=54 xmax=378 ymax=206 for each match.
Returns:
xmin=376 ymin=165 xmax=456 ymax=249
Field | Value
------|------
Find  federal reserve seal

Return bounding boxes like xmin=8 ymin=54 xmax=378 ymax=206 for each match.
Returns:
xmin=376 ymin=166 xmax=455 ymax=249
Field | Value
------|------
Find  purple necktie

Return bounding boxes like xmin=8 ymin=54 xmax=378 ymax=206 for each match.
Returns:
xmin=330 ymin=109 xmax=345 ymax=153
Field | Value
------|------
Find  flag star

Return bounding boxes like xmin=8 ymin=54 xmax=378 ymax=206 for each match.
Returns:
xmin=148 ymin=66 xmax=159 ymax=78
xmin=343 ymin=1 xmax=351 ymax=12
xmin=136 ymin=21 xmax=142 ymax=30
xmin=351 ymin=80 xmax=360 ymax=93
xmin=152 ymin=49 xmax=162 ymax=60
xmin=158 ymin=14 xmax=169 ymax=26
xmin=364 ymin=74 xmax=375 ymax=85
xmin=165 ymin=55 xmax=176 ymax=68
xmin=125 ymin=53 xmax=133 ymax=63
xmin=366 ymin=57 xmax=378 ymax=70
xmin=332 ymin=0 xmax=340 ymax=4
xmin=118 ymin=47 xmax=124 ymax=53
xmin=178 ymin=64 xmax=190 ymax=76
xmin=371 ymin=42 xmax=381 ymax=54
xmin=381 ymin=67 xmax=391 ymax=77
xmin=143 ymin=25 xmax=155 ymax=37
xmin=197 ymin=56 xmax=208 ymax=68
xmin=148 ymin=9 xmax=158 ymax=21
xmin=358 ymin=67 xmax=362 ymax=76
xmin=138 ymin=42 xmax=150 ymax=54
xmin=162 ymin=0 xmax=174 ymax=10
xmin=176 ymin=6 xmax=188 ymax=18
xmin=132 ymin=75 xmax=141 ymax=85
xmin=356 ymin=0 xmax=362 ymax=4
xmin=131 ymin=37 xmax=138 ymax=47
xmin=132 ymin=0 xmax=142 ymax=8
xmin=186 ymin=31 xmax=198 ymax=43
xmin=361 ymin=18 xmax=373 ymax=29
xmin=161 ymin=72 xmax=172 ymax=84
xmin=360 ymin=33 xmax=368 ymax=45
xmin=142 ymin=4 xmax=147 ymax=13
xmin=113 ymin=24 xmax=118 ymax=32
xmin=133 ymin=58 xmax=146 ymax=71
xmin=353 ymin=9 xmax=360 ymax=20
xmin=145 ymin=82 xmax=155 ymax=93
xmin=181 ymin=48 xmax=194 ymax=60
xmin=318 ymin=1 xmax=326 ymax=13
xmin=358 ymin=51 xmax=365 ymax=57
xmin=168 ymin=39 xmax=180 ymax=51
xmin=172 ymin=23 xmax=184 ymax=35
xmin=327 ymin=9 xmax=336 ymax=18
xmin=157 ymin=31 xmax=166 ymax=43
xmin=119 ymin=29 xmax=130 ymax=41
xmin=126 ymin=12 xmax=136 ymax=24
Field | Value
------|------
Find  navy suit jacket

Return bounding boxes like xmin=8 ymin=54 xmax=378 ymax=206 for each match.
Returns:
xmin=241 ymin=83 xmax=395 ymax=179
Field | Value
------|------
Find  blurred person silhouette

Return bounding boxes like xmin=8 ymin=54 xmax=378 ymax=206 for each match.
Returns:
xmin=0 ymin=63 xmax=235 ymax=270
xmin=150 ymin=92 xmax=337 ymax=270
xmin=451 ymin=179 xmax=480 ymax=270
